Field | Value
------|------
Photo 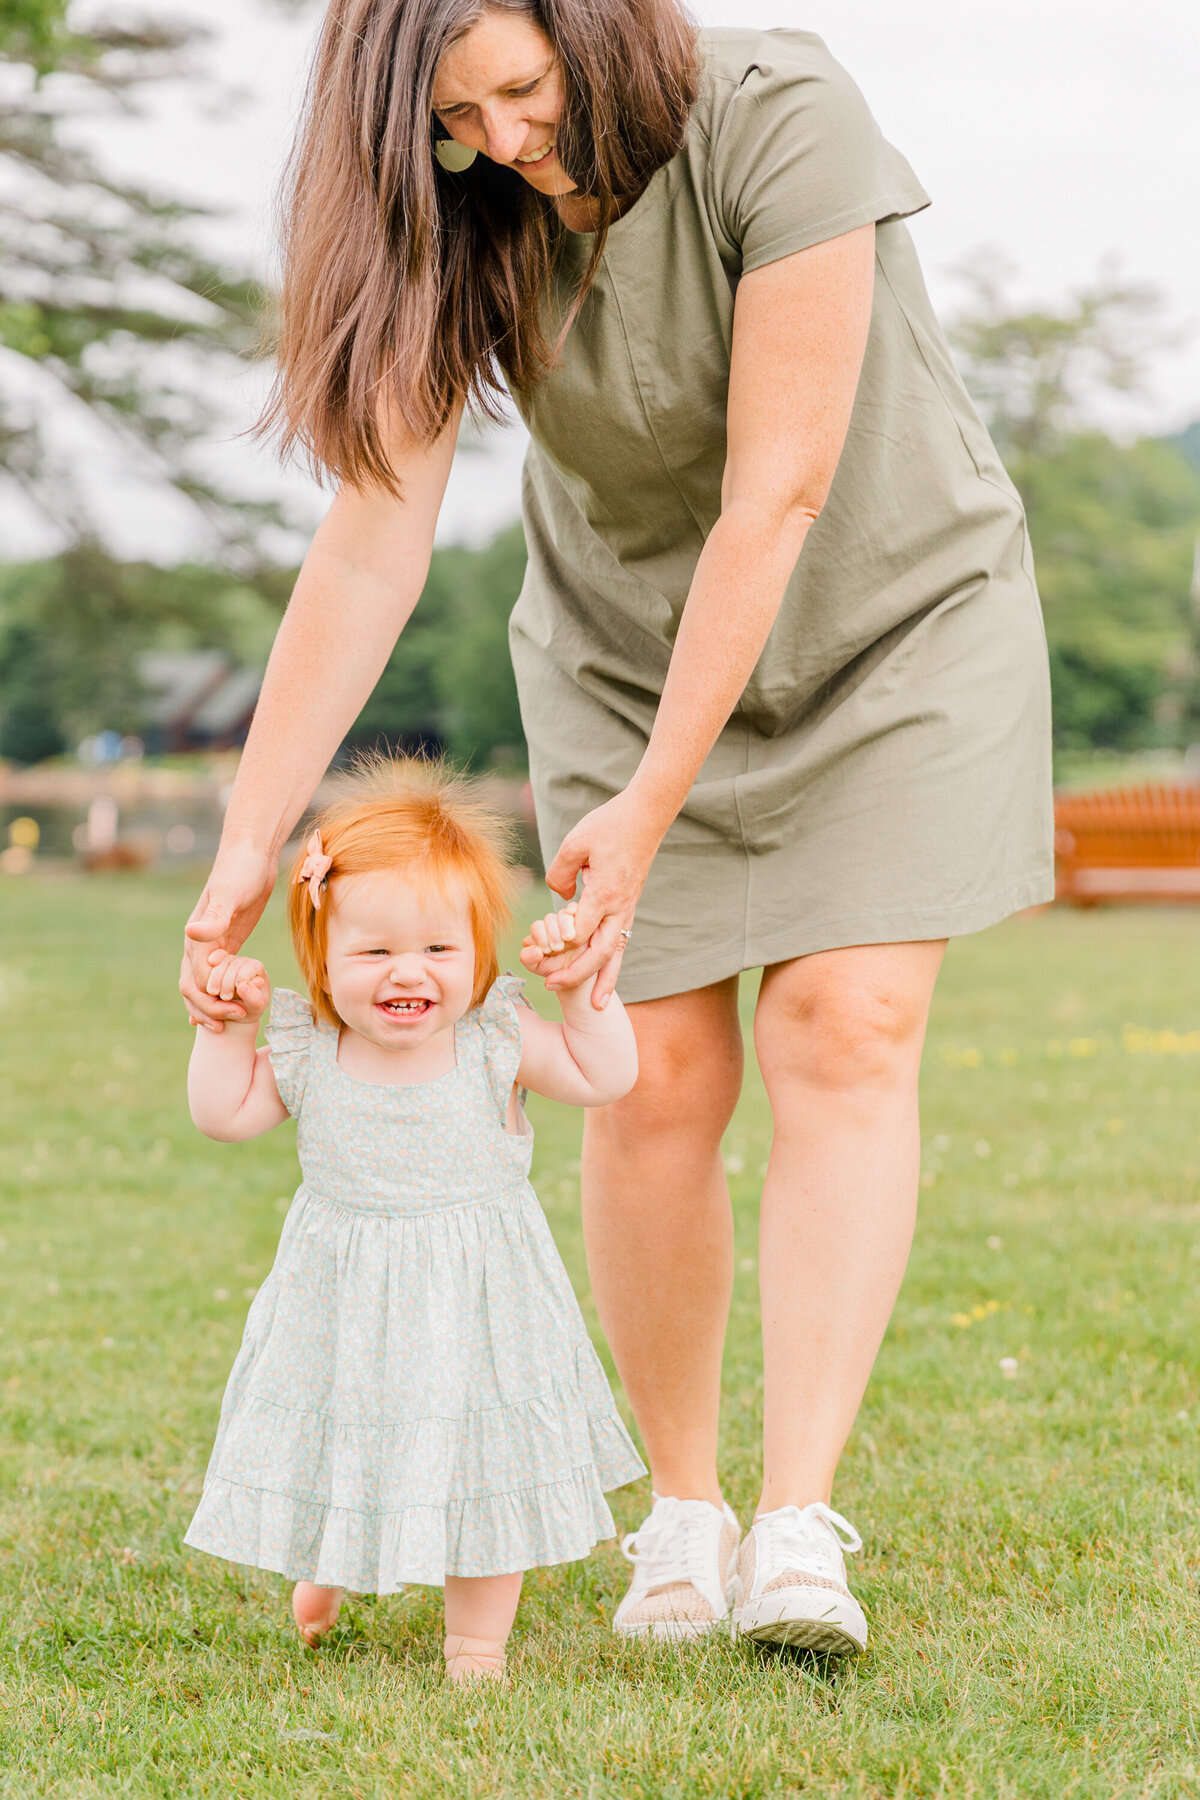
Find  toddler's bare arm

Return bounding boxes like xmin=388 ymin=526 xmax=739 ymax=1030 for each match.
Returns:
xmin=516 ymin=942 xmax=638 ymax=1108
xmin=187 ymin=955 xmax=289 ymax=1141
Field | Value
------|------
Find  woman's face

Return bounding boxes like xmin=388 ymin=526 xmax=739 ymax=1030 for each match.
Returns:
xmin=432 ymin=10 xmax=576 ymax=197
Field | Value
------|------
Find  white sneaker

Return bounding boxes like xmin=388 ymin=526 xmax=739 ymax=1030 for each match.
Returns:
xmin=731 ymin=1502 xmax=868 ymax=1655
xmin=612 ymin=1495 xmax=741 ymax=1640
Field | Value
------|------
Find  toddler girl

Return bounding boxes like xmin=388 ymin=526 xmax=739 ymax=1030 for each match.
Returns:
xmin=183 ymin=758 xmax=644 ymax=1682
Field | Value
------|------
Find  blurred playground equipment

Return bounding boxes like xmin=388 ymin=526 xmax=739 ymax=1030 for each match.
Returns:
xmin=1055 ymin=783 xmax=1200 ymax=904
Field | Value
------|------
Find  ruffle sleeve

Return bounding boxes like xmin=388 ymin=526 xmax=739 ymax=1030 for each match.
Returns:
xmin=264 ymin=988 xmax=317 ymax=1118
xmin=476 ymin=974 xmax=529 ymax=1123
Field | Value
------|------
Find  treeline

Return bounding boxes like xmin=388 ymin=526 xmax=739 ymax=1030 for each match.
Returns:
xmin=1019 ymin=424 xmax=1200 ymax=750
xmin=0 ymin=527 xmax=527 ymax=768
xmin=4 ymin=428 xmax=1200 ymax=767
xmin=341 ymin=523 xmax=526 ymax=766
xmin=947 ymin=258 xmax=1200 ymax=754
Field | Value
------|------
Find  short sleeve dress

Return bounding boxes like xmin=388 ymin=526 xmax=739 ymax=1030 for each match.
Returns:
xmin=508 ymin=27 xmax=1055 ymax=1004
xmin=183 ymin=980 xmax=644 ymax=1591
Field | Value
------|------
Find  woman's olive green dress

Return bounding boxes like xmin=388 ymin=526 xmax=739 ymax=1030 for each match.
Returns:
xmin=508 ymin=27 xmax=1054 ymax=1004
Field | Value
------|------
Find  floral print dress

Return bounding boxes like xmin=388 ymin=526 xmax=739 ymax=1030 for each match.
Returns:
xmin=184 ymin=977 xmax=644 ymax=1590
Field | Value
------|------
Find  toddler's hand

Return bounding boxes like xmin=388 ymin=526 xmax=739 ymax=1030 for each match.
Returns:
xmin=196 ymin=949 xmax=271 ymax=1023
xmin=520 ymin=902 xmax=580 ymax=975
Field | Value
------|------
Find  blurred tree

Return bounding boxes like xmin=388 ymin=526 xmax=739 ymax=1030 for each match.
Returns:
xmin=434 ymin=525 xmax=527 ymax=766
xmin=0 ymin=618 xmax=66 ymax=762
xmin=1015 ymin=435 xmax=1200 ymax=750
xmin=0 ymin=521 xmax=527 ymax=768
xmin=348 ymin=524 xmax=527 ymax=769
xmin=949 ymin=255 xmax=1200 ymax=752
xmin=0 ymin=0 xmax=69 ymax=64
xmin=0 ymin=546 xmax=291 ymax=756
xmin=948 ymin=249 xmax=1178 ymax=459
xmin=1168 ymin=420 xmax=1200 ymax=477
xmin=0 ymin=1 xmax=276 ymax=558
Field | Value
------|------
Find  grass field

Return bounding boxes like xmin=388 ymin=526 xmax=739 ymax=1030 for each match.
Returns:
xmin=2 ymin=872 xmax=1200 ymax=1798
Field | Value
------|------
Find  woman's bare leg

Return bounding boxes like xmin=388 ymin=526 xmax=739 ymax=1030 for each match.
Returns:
xmin=753 ymin=940 xmax=946 ymax=1512
xmin=581 ymin=978 xmax=743 ymax=1505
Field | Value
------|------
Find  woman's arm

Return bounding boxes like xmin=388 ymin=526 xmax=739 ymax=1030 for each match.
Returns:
xmin=532 ymin=223 xmax=877 ymax=1004
xmin=181 ymin=409 xmax=462 ymax=1027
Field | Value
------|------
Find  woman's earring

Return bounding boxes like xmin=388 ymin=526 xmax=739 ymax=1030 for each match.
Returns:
xmin=435 ymin=137 xmax=477 ymax=173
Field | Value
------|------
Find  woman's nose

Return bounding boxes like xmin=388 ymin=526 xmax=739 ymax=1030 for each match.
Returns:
xmin=480 ymin=106 xmax=532 ymax=168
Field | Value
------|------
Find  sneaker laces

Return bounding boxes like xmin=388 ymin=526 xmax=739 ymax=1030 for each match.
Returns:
xmin=758 ymin=1502 xmax=862 ymax=1582
xmin=620 ymin=1497 xmax=719 ymax=1590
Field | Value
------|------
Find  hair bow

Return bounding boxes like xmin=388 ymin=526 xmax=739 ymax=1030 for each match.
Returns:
xmin=295 ymin=829 xmax=333 ymax=909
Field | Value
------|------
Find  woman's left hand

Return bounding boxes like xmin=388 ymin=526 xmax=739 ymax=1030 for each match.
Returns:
xmin=520 ymin=787 xmax=668 ymax=1008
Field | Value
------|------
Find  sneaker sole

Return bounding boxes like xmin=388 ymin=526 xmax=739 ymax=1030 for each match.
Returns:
xmin=733 ymin=1590 xmax=867 ymax=1656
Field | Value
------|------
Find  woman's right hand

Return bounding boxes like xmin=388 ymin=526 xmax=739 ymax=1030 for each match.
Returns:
xmin=180 ymin=840 xmax=278 ymax=1030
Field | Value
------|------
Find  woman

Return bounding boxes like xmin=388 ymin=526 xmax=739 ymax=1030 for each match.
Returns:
xmin=182 ymin=0 xmax=1053 ymax=1657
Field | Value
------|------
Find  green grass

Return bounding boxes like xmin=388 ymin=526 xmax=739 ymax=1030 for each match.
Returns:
xmin=2 ymin=873 xmax=1200 ymax=1797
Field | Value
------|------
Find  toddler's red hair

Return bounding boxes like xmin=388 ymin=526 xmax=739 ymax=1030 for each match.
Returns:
xmin=286 ymin=755 xmax=515 ymax=1028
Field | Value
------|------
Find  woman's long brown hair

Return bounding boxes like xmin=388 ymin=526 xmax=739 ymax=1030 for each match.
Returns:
xmin=261 ymin=0 xmax=699 ymax=491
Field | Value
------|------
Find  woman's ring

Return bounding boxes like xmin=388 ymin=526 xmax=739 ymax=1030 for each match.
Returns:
xmin=619 ymin=927 xmax=632 ymax=944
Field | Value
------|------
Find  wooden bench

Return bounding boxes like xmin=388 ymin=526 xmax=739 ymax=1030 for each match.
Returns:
xmin=1055 ymin=782 xmax=1200 ymax=904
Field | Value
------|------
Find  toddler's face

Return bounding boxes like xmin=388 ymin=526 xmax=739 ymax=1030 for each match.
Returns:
xmin=323 ymin=869 xmax=477 ymax=1051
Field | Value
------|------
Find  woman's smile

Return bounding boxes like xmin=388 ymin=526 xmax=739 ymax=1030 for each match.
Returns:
xmin=515 ymin=141 xmax=556 ymax=167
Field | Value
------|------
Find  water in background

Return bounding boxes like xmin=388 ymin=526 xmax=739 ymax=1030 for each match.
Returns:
xmin=0 ymin=778 xmax=543 ymax=875
xmin=0 ymin=798 xmax=225 ymax=864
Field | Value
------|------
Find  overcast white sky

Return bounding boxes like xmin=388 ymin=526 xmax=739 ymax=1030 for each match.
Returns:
xmin=16 ymin=0 xmax=1200 ymax=559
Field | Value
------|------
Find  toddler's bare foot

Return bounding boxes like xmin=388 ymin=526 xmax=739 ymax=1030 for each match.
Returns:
xmin=443 ymin=1634 xmax=507 ymax=1685
xmin=292 ymin=1581 xmax=344 ymax=1647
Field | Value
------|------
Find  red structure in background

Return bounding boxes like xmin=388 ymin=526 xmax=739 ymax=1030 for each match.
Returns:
xmin=1055 ymin=784 xmax=1200 ymax=904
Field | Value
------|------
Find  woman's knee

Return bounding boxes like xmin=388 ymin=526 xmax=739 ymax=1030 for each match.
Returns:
xmin=755 ymin=944 xmax=943 ymax=1095
xmin=593 ymin=984 xmax=744 ymax=1146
